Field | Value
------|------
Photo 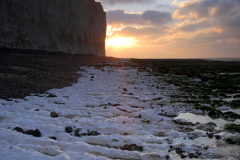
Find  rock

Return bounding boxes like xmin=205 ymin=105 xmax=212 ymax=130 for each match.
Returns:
xmin=65 ymin=126 xmax=73 ymax=133
xmin=47 ymin=94 xmax=57 ymax=98
xmin=172 ymin=119 xmax=195 ymax=126
xmin=123 ymin=88 xmax=128 ymax=91
xmin=14 ymin=127 xmax=24 ymax=133
xmin=87 ymin=130 xmax=100 ymax=136
xmin=218 ymin=106 xmax=230 ymax=111
xmin=206 ymin=132 xmax=214 ymax=138
xmin=224 ymin=134 xmax=240 ymax=145
xmin=181 ymin=154 xmax=187 ymax=158
xmin=33 ymin=129 xmax=42 ymax=137
xmin=215 ymin=135 xmax=222 ymax=140
xmin=0 ymin=0 xmax=106 ymax=56
xmin=197 ymin=122 xmax=217 ymax=132
xmin=80 ymin=130 xmax=100 ymax=136
xmin=202 ymin=145 xmax=209 ymax=150
xmin=49 ymin=137 xmax=57 ymax=140
xmin=224 ymin=124 xmax=240 ymax=133
xmin=121 ymin=144 xmax=143 ymax=151
xmin=189 ymin=153 xmax=195 ymax=158
xmin=34 ymin=109 xmax=39 ymax=111
xmin=74 ymin=128 xmax=82 ymax=137
xmin=25 ymin=130 xmax=34 ymax=135
xmin=181 ymin=127 xmax=194 ymax=132
xmin=165 ymin=110 xmax=178 ymax=117
xmin=135 ymin=114 xmax=142 ymax=118
xmin=51 ymin=111 xmax=58 ymax=118
xmin=194 ymin=155 xmax=199 ymax=158
xmin=197 ymin=152 xmax=202 ymax=156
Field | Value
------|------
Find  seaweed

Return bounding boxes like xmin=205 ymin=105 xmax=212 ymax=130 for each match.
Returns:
xmin=224 ymin=124 xmax=240 ymax=133
xmin=230 ymin=100 xmax=240 ymax=109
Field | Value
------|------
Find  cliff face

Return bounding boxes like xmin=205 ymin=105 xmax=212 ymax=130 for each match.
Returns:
xmin=0 ymin=0 xmax=106 ymax=56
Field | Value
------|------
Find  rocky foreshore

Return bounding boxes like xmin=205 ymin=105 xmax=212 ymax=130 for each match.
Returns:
xmin=0 ymin=48 xmax=118 ymax=100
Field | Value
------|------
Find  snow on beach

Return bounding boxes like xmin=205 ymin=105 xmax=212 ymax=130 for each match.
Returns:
xmin=0 ymin=61 xmax=240 ymax=159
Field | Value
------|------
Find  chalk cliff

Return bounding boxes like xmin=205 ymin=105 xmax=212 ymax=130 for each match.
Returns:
xmin=0 ymin=0 xmax=106 ymax=56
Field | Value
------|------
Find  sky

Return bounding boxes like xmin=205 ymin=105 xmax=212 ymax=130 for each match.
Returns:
xmin=96 ymin=0 xmax=240 ymax=59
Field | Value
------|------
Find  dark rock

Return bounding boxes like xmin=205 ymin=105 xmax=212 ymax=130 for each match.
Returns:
xmin=165 ymin=155 xmax=170 ymax=160
xmin=91 ymin=76 xmax=94 ymax=79
xmin=49 ymin=137 xmax=57 ymax=140
xmin=194 ymin=155 xmax=199 ymax=158
xmin=215 ymin=135 xmax=222 ymax=140
xmin=206 ymin=132 xmax=214 ymax=138
xmin=121 ymin=144 xmax=143 ymax=151
xmin=123 ymin=88 xmax=128 ymax=91
xmin=189 ymin=153 xmax=195 ymax=158
xmin=175 ymin=148 xmax=183 ymax=155
xmin=65 ymin=126 xmax=73 ymax=133
xmin=80 ymin=130 xmax=100 ymax=136
xmin=51 ymin=111 xmax=58 ymax=118
xmin=14 ymin=127 xmax=24 ymax=133
xmin=128 ymin=93 xmax=134 ymax=95
xmin=74 ymin=128 xmax=82 ymax=137
xmin=35 ymin=109 xmax=39 ymax=111
xmin=181 ymin=154 xmax=187 ymax=158
xmin=224 ymin=124 xmax=240 ymax=133
xmin=135 ymin=114 xmax=142 ymax=118
xmin=25 ymin=130 xmax=34 ymax=135
xmin=47 ymin=93 xmax=57 ymax=98
xmin=33 ymin=129 xmax=42 ymax=137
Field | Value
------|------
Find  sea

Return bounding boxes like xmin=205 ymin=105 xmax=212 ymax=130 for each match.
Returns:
xmin=206 ymin=58 xmax=240 ymax=61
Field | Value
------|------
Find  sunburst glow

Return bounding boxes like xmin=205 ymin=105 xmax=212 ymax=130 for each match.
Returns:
xmin=107 ymin=26 xmax=125 ymax=37
xmin=106 ymin=37 xmax=134 ymax=47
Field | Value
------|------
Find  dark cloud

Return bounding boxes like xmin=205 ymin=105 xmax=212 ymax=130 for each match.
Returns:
xmin=142 ymin=10 xmax=172 ymax=24
xmin=107 ymin=10 xmax=172 ymax=26
xmin=107 ymin=10 xmax=142 ymax=26
xmin=179 ymin=20 xmax=212 ymax=32
xmin=98 ymin=0 xmax=156 ymax=5
xmin=220 ymin=14 xmax=240 ymax=29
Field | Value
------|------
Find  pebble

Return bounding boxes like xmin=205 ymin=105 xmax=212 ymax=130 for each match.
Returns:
xmin=189 ymin=153 xmax=195 ymax=158
xmin=25 ymin=130 xmax=34 ymax=135
xmin=206 ymin=132 xmax=214 ymax=138
xmin=181 ymin=154 xmax=187 ymax=158
xmin=49 ymin=137 xmax=57 ymax=140
xmin=50 ymin=111 xmax=58 ymax=118
xmin=65 ymin=126 xmax=73 ymax=133
xmin=33 ymin=129 xmax=42 ymax=137
xmin=121 ymin=144 xmax=143 ymax=151
xmin=14 ymin=126 xmax=24 ymax=133
xmin=215 ymin=135 xmax=222 ymax=140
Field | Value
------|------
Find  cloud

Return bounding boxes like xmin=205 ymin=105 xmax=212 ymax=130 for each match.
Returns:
xmin=171 ymin=0 xmax=178 ymax=5
xmin=110 ymin=26 xmax=169 ymax=39
xmin=174 ymin=0 xmax=240 ymax=19
xmin=179 ymin=20 xmax=212 ymax=32
xmin=142 ymin=10 xmax=172 ymax=24
xmin=107 ymin=10 xmax=172 ymax=27
xmin=98 ymin=0 xmax=157 ymax=5
xmin=105 ymin=0 xmax=240 ymax=58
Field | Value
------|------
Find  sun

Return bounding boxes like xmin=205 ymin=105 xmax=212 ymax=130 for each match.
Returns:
xmin=106 ymin=37 xmax=134 ymax=47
